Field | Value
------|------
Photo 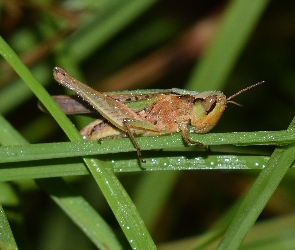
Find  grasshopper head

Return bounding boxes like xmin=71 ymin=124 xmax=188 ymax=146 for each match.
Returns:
xmin=190 ymin=82 xmax=264 ymax=133
xmin=190 ymin=91 xmax=227 ymax=133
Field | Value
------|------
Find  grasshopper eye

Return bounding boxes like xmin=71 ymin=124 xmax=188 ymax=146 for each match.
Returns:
xmin=202 ymin=96 xmax=217 ymax=114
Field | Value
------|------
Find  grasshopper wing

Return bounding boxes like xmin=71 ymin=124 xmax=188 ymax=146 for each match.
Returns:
xmin=38 ymin=95 xmax=96 ymax=115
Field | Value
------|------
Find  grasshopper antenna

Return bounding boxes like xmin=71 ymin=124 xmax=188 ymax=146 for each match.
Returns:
xmin=227 ymin=81 xmax=265 ymax=106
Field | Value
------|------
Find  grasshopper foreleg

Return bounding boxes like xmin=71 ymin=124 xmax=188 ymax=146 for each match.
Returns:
xmin=180 ymin=125 xmax=208 ymax=150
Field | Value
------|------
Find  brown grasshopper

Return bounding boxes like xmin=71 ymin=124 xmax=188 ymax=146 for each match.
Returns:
xmin=50 ymin=66 xmax=263 ymax=163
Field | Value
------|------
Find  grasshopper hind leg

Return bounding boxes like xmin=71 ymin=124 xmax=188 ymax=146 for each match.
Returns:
xmin=122 ymin=118 xmax=161 ymax=163
xmin=80 ymin=119 xmax=123 ymax=140
xmin=122 ymin=119 xmax=146 ymax=163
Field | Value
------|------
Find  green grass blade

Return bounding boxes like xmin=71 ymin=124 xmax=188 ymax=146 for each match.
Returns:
xmin=0 ymin=204 xmax=18 ymax=250
xmin=217 ymin=117 xmax=295 ymax=249
xmin=187 ymin=0 xmax=270 ymax=91
xmin=0 ymin=155 xmax=272 ymax=182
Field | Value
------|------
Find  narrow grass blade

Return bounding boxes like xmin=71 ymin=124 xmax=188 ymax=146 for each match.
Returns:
xmin=0 ymin=204 xmax=18 ymax=250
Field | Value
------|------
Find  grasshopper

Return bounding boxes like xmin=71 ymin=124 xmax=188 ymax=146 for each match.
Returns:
xmin=50 ymin=66 xmax=263 ymax=163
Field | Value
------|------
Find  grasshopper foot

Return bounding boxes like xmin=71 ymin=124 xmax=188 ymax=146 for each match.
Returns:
xmin=181 ymin=128 xmax=208 ymax=150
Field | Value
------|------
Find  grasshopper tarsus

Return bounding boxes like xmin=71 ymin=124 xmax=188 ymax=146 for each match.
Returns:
xmin=181 ymin=128 xmax=208 ymax=150
xmin=186 ymin=140 xmax=208 ymax=150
